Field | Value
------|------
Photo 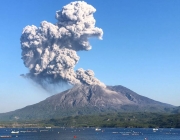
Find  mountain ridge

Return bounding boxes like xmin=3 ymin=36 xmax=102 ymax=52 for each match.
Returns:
xmin=0 ymin=85 xmax=175 ymax=121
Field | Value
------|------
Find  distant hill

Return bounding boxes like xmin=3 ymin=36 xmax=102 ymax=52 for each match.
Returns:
xmin=172 ymin=106 xmax=180 ymax=113
xmin=0 ymin=85 xmax=175 ymax=121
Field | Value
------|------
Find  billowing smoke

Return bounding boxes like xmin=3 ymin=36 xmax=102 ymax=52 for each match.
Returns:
xmin=20 ymin=1 xmax=105 ymax=92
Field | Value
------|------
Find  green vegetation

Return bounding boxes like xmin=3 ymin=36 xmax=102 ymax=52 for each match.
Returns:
xmin=41 ymin=112 xmax=180 ymax=128
xmin=0 ymin=112 xmax=179 ymax=128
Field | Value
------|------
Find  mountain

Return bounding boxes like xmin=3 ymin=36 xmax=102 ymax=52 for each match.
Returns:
xmin=171 ymin=106 xmax=180 ymax=113
xmin=0 ymin=85 xmax=175 ymax=121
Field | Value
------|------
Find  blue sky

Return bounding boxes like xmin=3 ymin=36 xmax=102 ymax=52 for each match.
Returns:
xmin=0 ymin=0 xmax=180 ymax=113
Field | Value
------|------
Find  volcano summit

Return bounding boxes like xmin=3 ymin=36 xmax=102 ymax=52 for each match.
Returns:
xmin=0 ymin=84 xmax=173 ymax=121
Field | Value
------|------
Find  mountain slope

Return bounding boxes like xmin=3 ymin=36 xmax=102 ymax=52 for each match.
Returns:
xmin=107 ymin=85 xmax=172 ymax=109
xmin=0 ymin=85 xmax=174 ymax=121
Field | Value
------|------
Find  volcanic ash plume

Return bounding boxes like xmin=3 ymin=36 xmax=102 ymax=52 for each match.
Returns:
xmin=20 ymin=1 xmax=106 ymax=91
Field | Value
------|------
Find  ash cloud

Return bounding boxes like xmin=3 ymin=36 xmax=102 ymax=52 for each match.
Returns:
xmin=20 ymin=1 xmax=105 ymax=91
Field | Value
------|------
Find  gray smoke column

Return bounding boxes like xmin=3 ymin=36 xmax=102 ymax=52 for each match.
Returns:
xmin=20 ymin=1 xmax=106 ymax=91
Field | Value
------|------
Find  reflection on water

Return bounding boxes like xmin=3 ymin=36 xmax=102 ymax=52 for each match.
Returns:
xmin=0 ymin=128 xmax=180 ymax=140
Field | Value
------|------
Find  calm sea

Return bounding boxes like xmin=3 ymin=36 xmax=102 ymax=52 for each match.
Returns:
xmin=0 ymin=128 xmax=179 ymax=140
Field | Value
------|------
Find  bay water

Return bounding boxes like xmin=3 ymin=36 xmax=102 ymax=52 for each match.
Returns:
xmin=0 ymin=128 xmax=179 ymax=140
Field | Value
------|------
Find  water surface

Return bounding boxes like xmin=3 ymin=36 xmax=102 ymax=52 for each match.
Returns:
xmin=0 ymin=128 xmax=179 ymax=140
